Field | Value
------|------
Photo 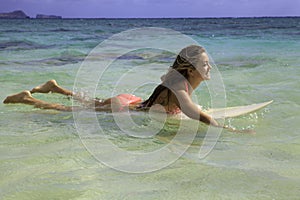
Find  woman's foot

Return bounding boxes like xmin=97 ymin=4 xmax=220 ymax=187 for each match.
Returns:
xmin=3 ymin=90 xmax=34 ymax=104
xmin=30 ymin=79 xmax=73 ymax=96
xmin=30 ymin=79 xmax=58 ymax=93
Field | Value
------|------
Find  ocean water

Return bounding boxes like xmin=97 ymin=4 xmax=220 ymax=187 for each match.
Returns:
xmin=0 ymin=18 xmax=300 ymax=199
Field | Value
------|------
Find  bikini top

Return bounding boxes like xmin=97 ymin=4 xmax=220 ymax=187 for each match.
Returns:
xmin=151 ymin=81 xmax=189 ymax=115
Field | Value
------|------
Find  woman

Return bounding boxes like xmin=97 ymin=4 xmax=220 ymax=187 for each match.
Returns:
xmin=3 ymin=45 xmax=219 ymax=127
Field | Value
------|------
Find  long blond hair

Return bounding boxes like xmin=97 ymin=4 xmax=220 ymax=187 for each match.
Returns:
xmin=139 ymin=45 xmax=206 ymax=108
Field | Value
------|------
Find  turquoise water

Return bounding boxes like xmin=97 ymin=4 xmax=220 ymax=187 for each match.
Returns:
xmin=0 ymin=18 xmax=300 ymax=199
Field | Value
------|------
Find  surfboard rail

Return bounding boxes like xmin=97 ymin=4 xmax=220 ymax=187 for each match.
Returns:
xmin=204 ymin=100 xmax=273 ymax=119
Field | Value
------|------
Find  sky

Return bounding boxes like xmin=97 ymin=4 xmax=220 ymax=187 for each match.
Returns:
xmin=0 ymin=0 xmax=299 ymax=18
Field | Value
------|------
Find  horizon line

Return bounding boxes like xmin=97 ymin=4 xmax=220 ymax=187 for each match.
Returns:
xmin=1 ymin=10 xmax=299 ymax=19
xmin=3 ymin=16 xmax=300 ymax=19
xmin=1 ymin=9 xmax=299 ymax=19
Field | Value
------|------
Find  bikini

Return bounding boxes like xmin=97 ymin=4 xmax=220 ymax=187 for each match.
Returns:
xmin=115 ymin=93 xmax=142 ymax=110
xmin=161 ymin=81 xmax=189 ymax=114
xmin=115 ymin=81 xmax=189 ymax=114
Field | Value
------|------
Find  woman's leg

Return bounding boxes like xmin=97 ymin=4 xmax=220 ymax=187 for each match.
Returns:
xmin=3 ymin=79 xmax=117 ymax=111
xmin=30 ymin=79 xmax=74 ymax=96
xmin=30 ymin=79 xmax=102 ymax=106
xmin=3 ymin=90 xmax=74 ymax=111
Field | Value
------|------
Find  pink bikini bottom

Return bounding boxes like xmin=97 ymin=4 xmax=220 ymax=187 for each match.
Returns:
xmin=115 ymin=94 xmax=142 ymax=110
xmin=114 ymin=94 xmax=181 ymax=114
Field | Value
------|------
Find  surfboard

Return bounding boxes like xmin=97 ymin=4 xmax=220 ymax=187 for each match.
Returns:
xmin=165 ymin=100 xmax=273 ymax=120
xmin=204 ymin=100 xmax=273 ymax=119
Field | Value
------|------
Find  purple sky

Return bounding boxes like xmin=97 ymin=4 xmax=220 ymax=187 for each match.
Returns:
xmin=0 ymin=0 xmax=299 ymax=18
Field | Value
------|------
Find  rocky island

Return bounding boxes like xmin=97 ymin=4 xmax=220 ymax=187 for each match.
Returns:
xmin=0 ymin=10 xmax=62 ymax=19
xmin=0 ymin=10 xmax=30 ymax=19
xmin=36 ymin=14 xmax=62 ymax=19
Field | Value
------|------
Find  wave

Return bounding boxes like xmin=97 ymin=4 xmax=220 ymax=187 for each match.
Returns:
xmin=49 ymin=28 xmax=77 ymax=32
xmin=0 ymin=40 xmax=53 ymax=50
xmin=118 ymin=54 xmax=144 ymax=60
xmin=34 ymin=50 xmax=86 ymax=66
xmin=217 ymin=56 xmax=275 ymax=69
xmin=1 ymin=50 xmax=87 ymax=66
xmin=2 ymin=29 xmax=29 ymax=33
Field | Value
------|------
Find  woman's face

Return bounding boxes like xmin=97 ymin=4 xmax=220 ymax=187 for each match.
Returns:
xmin=194 ymin=52 xmax=212 ymax=80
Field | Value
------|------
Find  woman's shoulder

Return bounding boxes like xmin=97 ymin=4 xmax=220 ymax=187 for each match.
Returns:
xmin=170 ymin=80 xmax=190 ymax=94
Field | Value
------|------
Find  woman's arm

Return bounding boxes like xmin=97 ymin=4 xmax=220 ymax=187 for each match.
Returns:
xmin=174 ymin=90 xmax=218 ymax=126
xmin=174 ymin=90 xmax=255 ymax=134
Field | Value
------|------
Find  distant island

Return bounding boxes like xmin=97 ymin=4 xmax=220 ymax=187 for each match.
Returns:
xmin=0 ymin=10 xmax=29 ymax=19
xmin=36 ymin=14 xmax=62 ymax=19
xmin=0 ymin=10 xmax=62 ymax=19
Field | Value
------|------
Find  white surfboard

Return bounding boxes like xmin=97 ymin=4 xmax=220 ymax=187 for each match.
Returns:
xmin=204 ymin=100 xmax=273 ymax=119
xmin=166 ymin=100 xmax=273 ymax=120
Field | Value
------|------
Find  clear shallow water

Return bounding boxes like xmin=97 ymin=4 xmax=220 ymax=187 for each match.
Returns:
xmin=0 ymin=18 xmax=300 ymax=199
